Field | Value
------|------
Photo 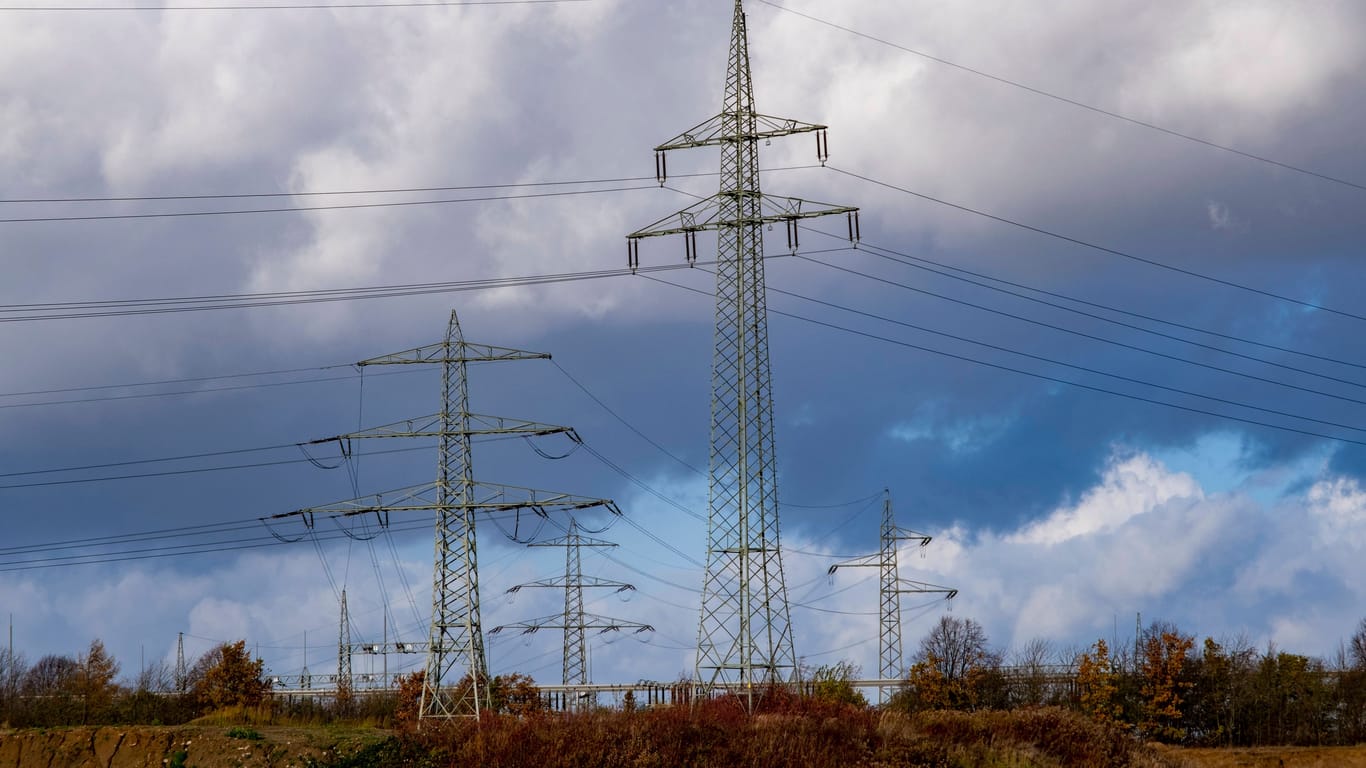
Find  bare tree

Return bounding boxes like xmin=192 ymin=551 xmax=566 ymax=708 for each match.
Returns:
xmin=1011 ymin=636 xmax=1055 ymax=706
xmin=22 ymin=654 xmax=78 ymax=696
xmin=915 ymin=615 xmax=999 ymax=682
xmin=1350 ymin=618 xmax=1366 ymax=670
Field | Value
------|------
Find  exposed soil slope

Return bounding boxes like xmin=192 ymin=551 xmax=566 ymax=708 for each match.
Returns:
xmin=0 ymin=725 xmax=386 ymax=768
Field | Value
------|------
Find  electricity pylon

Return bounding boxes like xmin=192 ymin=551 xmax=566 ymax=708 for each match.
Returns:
xmin=493 ymin=520 xmax=651 ymax=708
xmin=266 ymin=310 xmax=620 ymax=718
xmin=337 ymin=589 xmax=352 ymax=701
xmin=828 ymin=491 xmax=957 ymax=702
xmin=175 ymin=632 xmax=186 ymax=693
xmin=627 ymin=0 xmax=861 ymax=707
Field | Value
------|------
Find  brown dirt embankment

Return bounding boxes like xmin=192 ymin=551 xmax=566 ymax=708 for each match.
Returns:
xmin=0 ymin=725 xmax=386 ymax=768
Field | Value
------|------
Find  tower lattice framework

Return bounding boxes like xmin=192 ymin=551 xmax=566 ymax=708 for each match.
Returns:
xmin=270 ymin=310 xmax=619 ymax=718
xmin=494 ymin=520 xmax=651 ymax=705
xmin=628 ymin=0 xmax=861 ymax=704
xmin=829 ymin=492 xmax=956 ymax=703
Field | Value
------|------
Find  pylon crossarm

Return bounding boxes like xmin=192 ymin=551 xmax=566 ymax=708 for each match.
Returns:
xmin=894 ymin=579 xmax=957 ymax=600
xmin=358 ymin=341 xmax=549 ymax=367
xmin=351 ymin=641 xmax=429 ymax=654
xmin=654 ymin=112 xmax=828 ymax=152
xmin=508 ymin=577 xmax=634 ymax=592
xmin=892 ymin=527 xmax=933 ymax=546
xmin=629 ymin=193 xmax=857 ymax=241
xmin=529 ymin=532 xmax=618 ymax=549
xmin=471 ymin=482 xmax=623 ymax=516
xmin=827 ymin=553 xmax=879 ymax=575
xmin=495 ymin=616 xmax=653 ymax=634
xmin=264 ymin=482 xmax=618 ymax=521
xmin=303 ymin=413 xmax=579 ymax=443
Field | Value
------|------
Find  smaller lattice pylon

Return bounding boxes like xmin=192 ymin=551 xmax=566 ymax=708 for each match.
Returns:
xmin=828 ymin=491 xmax=956 ymax=702
xmin=337 ymin=590 xmax=353 ymax=703
xmin=492 ymin=520 xmax=652 ymax=708
xmin=175 ymin=632 xmax=186 ymax=693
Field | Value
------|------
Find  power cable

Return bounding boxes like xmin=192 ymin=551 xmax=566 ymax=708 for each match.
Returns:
xmin=0 ymin=366 xmax=429 ymax=411
xmin=0 ymin=0 xmax=590 ymax=12
xmin=758 ymin=1 xmax=1366 ymax=195
xmin=0 ymin=362 xmax=357 ymax=399
xmin=831 ymin=166 xmax=1366 ymax=324
xmin=0 ymin=258 xmax=741 ymax=323
xmin=0 ymin=183 xmax=652 ymax=224
xmin=643 ymin=274 xmax=1366 ymax=449
xmin=0 ymin=166 xmax=815 ymax=205
xmin=846 ymin=238 xmax=1366 ymax=373
xmin=796 ymin=253 xmax=1366 ymax=402
xmin=0 ymin=516 xmax=435 ymax=572
xmin=747 ymin=268 xmax=1366 ymax=433
xmin=553 ymin=360 xmax=704 ymax=477
xmin=0 ymin=444 xmax=434 ymax=490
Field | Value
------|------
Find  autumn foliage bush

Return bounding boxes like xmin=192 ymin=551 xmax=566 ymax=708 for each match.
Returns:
xmin=327 ymin=697 xmax=1183 ymax=768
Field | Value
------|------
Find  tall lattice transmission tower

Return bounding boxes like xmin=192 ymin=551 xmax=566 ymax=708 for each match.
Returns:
xmin=627 ymin=0 xmax=861 ymax=703
xmin=493 ymin=520 xmax=652 ymax=707
xmin=829 ymin=492 xmax=957 ymax=702
xmin=268 ymin=310 xmax=619 ymax=718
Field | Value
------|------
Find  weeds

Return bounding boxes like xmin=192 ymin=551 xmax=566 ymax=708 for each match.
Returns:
xmin=309 ymin=703 xmax=1184 ymax=768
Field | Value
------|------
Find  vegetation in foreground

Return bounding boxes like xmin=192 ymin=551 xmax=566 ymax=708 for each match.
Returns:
xmin=313 ymin=698 xmax=1181 ymax=768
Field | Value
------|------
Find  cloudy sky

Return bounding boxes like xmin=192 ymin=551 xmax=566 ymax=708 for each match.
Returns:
xmin=2 ymin=0 xmax=1365 ymax=689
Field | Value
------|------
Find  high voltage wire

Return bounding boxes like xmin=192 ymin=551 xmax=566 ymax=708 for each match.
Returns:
xmin=643 ymin=274 xmax=1366 ymax=450
xmin=0 ymin=0 xmax=587 ymax=11
xmin=0 ymin=366 xmax=428 ymax=411
xmin=0 ymin=444 xmax=434 ymax=490
xmin=0 ymin=259 xmax=718 ymax=323
xmin=0 ymin=362 xmax=353 ymax=399
xmin=794 ymin=253 xmax=1366 ymax=404
xmin=0 ymin=517 xmax=436 ymax=572
xmin=831 ymin=166 xmax=1366 ymax=324
xmin=0 ymin=167 xmax=816 ymax=205
xmin=758 ymin=1 xmax=1366 ymax=196
xmin=846 ymin=239 xmax=1366 ymax=373
xmin=0 ymin=184 xmax=652 ymax=224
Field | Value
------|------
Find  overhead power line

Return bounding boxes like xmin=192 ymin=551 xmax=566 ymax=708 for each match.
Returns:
xmin=643 ymin=274 xmax=1366 ymax=450
xmin=0 ymin=166 xmax=818 ymax=205
xmin=758 ymin=0 xmax=1366 ymax=195
xmin=0 ymin=366 xmax=428 ymax=411
xmin=795 ymin=253 xmax=1366 ymax=405
xmin=0 ymin=0 xmax=587 ymax=11
xmin=0 ymin=183 xmax=653 ymax=223
xmin=845 ymin=239 xmax=1366 ymax=373
xmin=0 ymin=260 xmax=714 ymax=323
xmin=832 ymin=166 xmax=1366 ymax=324
xmin=0 ymin=444 xmax=435 ymax=490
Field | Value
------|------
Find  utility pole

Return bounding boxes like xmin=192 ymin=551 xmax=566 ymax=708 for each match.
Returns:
xmin=829 ymin=491 xmax=956 ymax=703
xmin=265 ymin=310 xmax=621 ymax=718
xmin=493 ymin=520 xmax=651 ymax=709
xmin=627 ymin=0 xmax=861 ymax=710
xmin=302 ymin=631 xmax=310 ymax=691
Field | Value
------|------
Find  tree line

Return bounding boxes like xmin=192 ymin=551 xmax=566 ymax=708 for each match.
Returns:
xmin=5 ymin=617 xmax=1366 ymax=747
xmin=0 ymin=638 xmax=270 ymax=727
xmin=890 ymin=615 xmax=1366 ymax=747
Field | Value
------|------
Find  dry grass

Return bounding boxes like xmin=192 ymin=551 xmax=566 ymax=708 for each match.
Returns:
xmin=324 ymin=702 xmax=1186 ymax=768
xmin=1154 ymin=744 xmax=1366 ymax=768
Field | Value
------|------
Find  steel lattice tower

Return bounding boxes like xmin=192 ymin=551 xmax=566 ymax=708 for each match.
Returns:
xmin=628 ymin=0 xmax=860 ymax=705
xmin=270 ymin=310 xmax=620 ymax=718
xmin=494 ymin=520 xmax=651 ymax=705
xmin=337 ymin=589 xmax=352 ymax=700
xmin=829 ymin=492 xmax=956 ymax=702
